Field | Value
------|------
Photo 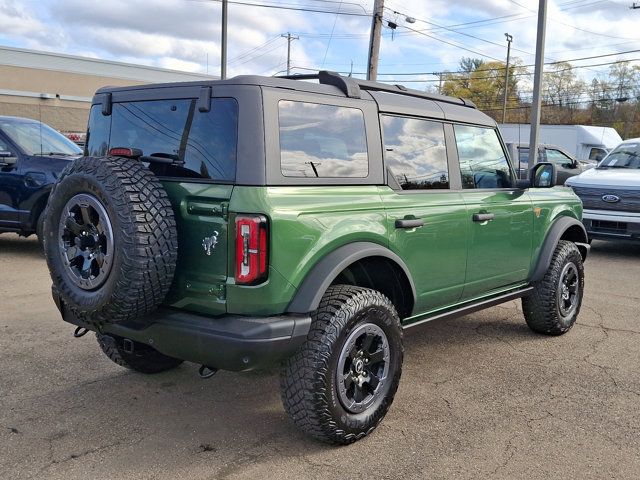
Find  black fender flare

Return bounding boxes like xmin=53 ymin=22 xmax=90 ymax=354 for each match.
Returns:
xmin=27 ymin=186 xmax=53 ymax=228
xmin=530 ymin=216 xmax=589 ymax=282
xmin=287 ymin=242 xmax=417 ymax=314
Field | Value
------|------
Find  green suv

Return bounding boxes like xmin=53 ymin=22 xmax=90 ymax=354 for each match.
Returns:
xmin=43 ymin=72 xmax=589 ymax=444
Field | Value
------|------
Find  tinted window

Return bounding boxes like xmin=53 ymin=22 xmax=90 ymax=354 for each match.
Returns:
xmin=279 ymin=101 xmax=368 ymax=178
xmin=0 ymin=120 xmax=81 ymax=156
xmin=381 ymin=115 xmax=448 ymax=190
xmin=86 ymin=105 xmax=110 ymax=157
xmin=454 ymin=125 xmax=513 ymax=189
xmin=545 ymin=149 xmax=574 ymax=167
xmin=108 ymin=98 xmax=238 ymax=181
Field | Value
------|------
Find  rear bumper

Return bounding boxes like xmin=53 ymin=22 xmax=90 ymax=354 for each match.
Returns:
xmin=54 ymin=294 xmax=311 ymax=372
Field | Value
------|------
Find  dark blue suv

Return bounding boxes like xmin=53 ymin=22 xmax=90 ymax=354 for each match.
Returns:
xmin=0 ymin=116 xmax=81 ymax=243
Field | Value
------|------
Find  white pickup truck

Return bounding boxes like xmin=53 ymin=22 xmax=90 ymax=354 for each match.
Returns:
xmin=566 ymin=138 xmax=640 ymax=242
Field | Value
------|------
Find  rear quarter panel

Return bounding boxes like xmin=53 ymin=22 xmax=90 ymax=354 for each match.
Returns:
xmin=226 ymin=186 xmax=389 ymax=315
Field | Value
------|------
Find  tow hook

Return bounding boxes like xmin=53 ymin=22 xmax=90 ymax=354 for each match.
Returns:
xmin=73 ymin=327 xmax=89 ymax=338
xmin=198 ymin=365 xmax=218 ymax=379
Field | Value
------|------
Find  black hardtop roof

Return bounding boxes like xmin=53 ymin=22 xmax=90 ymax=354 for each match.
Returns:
xmin=94 ymin=71 xmax=477 ymax=110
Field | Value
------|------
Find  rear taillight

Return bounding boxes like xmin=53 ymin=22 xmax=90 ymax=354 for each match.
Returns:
xmin=235 ymin=215 xmax=269 ymax=285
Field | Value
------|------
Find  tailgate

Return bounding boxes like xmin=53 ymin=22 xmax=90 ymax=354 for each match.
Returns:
xmin=162 ymin=181 xmax=232 ymax=316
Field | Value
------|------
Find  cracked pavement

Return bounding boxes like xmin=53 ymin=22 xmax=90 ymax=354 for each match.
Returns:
xmin=1 ymin=234 xmax=639 ymax=479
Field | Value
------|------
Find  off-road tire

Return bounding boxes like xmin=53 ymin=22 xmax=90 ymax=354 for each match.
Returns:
xmin=35 ymin=209 xmax=45 ymax=249
xmin=280 ymin=285 xmax=403 ymax=445
xmin=522 ymin=240 xmax=584 ymax=335
xmin=96 ymin=333 xmax=183 ymax=374
xmin=43 ymin=156 xmax=178 ymax=328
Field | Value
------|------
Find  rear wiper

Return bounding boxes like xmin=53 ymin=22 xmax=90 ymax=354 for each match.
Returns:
xmin=140 ymin=152 xmax=185 ymax=166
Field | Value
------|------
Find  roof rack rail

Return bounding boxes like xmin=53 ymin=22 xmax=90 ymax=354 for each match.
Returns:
xmin=278 ymin=71 xmax=361 ymax=98
xmin=352 ymin=78 xmax=476 ymax=108
xmin=279 ymin=70 xmax=476 ymax=109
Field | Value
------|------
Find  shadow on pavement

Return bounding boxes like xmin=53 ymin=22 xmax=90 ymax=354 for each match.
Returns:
xmin=0 ymin=234 xmax=42 ymax=258
xmin=589 ymin=239 xmax=640 ymax=257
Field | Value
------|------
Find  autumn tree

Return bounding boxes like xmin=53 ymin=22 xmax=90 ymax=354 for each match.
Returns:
xmin=541 ymin=62 xmax=586 ymax=123
xmin=441 ymin=58 xmax=523 ymax=121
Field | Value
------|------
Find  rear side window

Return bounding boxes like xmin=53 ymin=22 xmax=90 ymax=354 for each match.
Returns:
xmin=91 ymin=98 xmax=238 ymax=181
xmin=86 ymin=105 xmax=110 ymax=157
xmin=279 ymin=101 xmax=368 ymax=178
xmin=454 ymin=125 xmax=513 ymax=189
xmin=381 ymin=115 xmax=449 ymax=190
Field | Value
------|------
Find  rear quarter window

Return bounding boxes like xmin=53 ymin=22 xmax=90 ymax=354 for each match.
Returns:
xmin=278 ymin=100 xmax=368 ymax=178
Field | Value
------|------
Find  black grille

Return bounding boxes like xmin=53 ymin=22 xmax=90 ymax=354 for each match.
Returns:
xmin=590 ymin=220 xmax=628 ymax=233
xmin=571 ymin=186 xmax=640 ymax=213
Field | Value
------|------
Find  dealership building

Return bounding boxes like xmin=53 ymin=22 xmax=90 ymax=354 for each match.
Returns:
xmin=0 ymin=46 xmax=215 ymax=136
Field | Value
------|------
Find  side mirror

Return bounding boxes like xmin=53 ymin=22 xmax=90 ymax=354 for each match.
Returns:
xmin=0 ymin=151 xmax=17 ymax=167
xmin=531 ymin=162 xmax=557 ymax=188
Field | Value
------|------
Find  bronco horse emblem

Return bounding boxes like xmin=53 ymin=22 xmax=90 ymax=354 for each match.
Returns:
xmin=202 ymin=231 xmax=219 ymax=256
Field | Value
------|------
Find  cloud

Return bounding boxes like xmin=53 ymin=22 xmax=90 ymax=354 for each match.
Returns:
xmin=0 ymin=0 xmax=638 ymax=88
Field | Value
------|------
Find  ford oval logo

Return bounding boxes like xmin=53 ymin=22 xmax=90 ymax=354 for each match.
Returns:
xmin=602 ymin=194 xmax=620 ymax=203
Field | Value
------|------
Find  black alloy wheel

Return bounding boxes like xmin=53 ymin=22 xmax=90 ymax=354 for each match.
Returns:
xmin=336 ymin=322 xmax=391 ymax=414
xmin=58 ymin=193 xmax=114 ymax=291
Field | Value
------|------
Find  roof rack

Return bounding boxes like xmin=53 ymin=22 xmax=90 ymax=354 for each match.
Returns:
xmin=278 ymin=71 xmax=476 ymax=109
xmin=278 ymin=71 xmax=362 ymax=99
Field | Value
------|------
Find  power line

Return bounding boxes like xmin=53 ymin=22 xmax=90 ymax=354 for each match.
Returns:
xmin=188 ymin=0 xmax=370 ymax=15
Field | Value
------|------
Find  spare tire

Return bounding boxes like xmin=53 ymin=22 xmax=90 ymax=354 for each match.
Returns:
xmin=43 ymin=156 xmax=178 ymax=328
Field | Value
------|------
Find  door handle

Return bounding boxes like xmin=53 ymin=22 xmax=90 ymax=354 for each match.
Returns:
xmin=472 ymin=213 xmax=495 ymax=222
xmin=395 ymin=218 xmax=424 ymax=229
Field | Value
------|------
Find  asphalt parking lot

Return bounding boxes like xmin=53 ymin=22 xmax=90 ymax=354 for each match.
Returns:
xmin=1 ymin=233 xmax=639 ymax=479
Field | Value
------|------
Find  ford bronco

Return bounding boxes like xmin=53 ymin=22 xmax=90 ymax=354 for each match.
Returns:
xmin=43 ymin=72 xmax=589 ymax=444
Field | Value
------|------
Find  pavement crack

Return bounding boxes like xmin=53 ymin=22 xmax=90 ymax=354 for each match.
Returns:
xmin=490 ymin=433 xmax=519 ymax=476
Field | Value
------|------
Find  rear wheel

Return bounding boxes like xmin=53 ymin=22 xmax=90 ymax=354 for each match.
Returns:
xmin=522 ymin=240 xmax=584 ymax=335
xmin=280 ymin=285 xmax=403 ymax=444
xmin=96 ymin=333 xmax=183 ymax=374
xmin=35 ymin=209 xmax=45 ymax=249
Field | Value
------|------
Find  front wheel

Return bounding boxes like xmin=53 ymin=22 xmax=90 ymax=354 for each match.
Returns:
xmin=522 ymin=240 xmax=585 ymax=335
xmin=280 ymin=285 xmax=403 ymax=444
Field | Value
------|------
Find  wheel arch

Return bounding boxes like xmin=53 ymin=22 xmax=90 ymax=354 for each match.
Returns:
xmin=286 ymin=242 xmax=416 ymax=318
xmin=27 ymin=187 xmax=52 ymax=231
xmin=530 ymin=216 xmax=589 ymax=283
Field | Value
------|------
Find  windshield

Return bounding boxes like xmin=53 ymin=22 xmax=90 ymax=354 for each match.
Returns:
xmin=0 ymin=120 xmax=82 ymax=156
xmin=598 ymin=142 xmax=640 ymax=169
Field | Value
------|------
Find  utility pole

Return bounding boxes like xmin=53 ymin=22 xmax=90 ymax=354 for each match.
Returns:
xmin=529 ymin=0 xmax=548 ymax=166
xmin=502 ymin=33 xmax=513 ymax=124
xmin=221 ymin=0 xmax=228 ymax=79
xmin=367 ymin=0 xmax=384 ymax=81
xmin=434 ymin=72 xmax=444 ymax=94
xmin=281 ymin=33 xmax=299 ymax=76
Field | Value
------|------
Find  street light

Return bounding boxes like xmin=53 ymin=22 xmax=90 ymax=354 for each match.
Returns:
xmin=502 ymin=33 xmax=513 ymax=123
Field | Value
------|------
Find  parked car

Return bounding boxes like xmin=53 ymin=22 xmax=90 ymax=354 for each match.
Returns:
xmin=505 ymin=142 xmax=589 ymax=184
xmin=43 ymin=72 xmax=589 ymax=445
xmin=566 ymin=138 xmax=640 ymax=241
xmin=499 ymin=124 xmax=621 ymax=162
xmin=0 ymin=116 xmax=82 ymax=243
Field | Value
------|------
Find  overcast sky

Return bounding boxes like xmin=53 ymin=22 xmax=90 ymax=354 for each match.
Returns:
xmin=0 ymin=0 xmax=639 ymax=90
